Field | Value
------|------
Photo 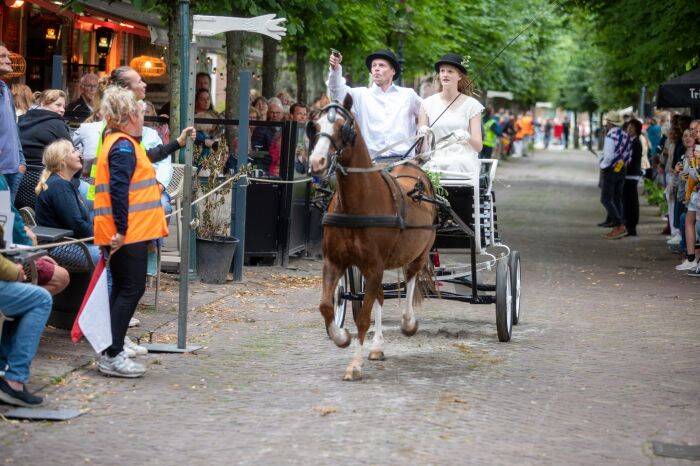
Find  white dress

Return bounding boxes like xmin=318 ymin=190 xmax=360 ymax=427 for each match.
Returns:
xmin=421 ymin=94 xmax=484 ymax=178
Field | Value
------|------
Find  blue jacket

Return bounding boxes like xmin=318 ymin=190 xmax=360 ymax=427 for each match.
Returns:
xmin=35 ymin=173 xmax=92 ymax=238
xmin=0 ymin=80 xmax=26 ymax=175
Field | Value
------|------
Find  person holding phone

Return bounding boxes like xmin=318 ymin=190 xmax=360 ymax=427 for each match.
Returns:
xmin=326 ymin=48 xmax=421 ymax=163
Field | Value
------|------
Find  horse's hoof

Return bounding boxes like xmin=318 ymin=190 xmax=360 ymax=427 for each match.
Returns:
xmin=401 ymin=319 xmax=418 ymax=336
xmin=335 ymin=328 xmax=351 ymax=348
xmin=343 ymin=366 xmax=362 ymax=381
xmin=328 ymin=325 xmax=351 ymax=348
xmin=368 ymin=350 xmax=385 ymax=361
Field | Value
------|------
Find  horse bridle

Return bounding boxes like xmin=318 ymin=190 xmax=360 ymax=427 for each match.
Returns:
xmin=306 ymin=102 xmax=356 ymax=176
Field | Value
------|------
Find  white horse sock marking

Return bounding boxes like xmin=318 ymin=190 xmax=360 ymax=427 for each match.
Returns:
xmin=403 ymin=276 xmax=417 ymax=328
xmin=370 ymin=299 xmax=384 ymax=353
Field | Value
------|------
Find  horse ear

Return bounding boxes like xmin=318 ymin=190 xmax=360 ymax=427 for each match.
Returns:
xmin=342 ymin=93 xmax=353 ymax=112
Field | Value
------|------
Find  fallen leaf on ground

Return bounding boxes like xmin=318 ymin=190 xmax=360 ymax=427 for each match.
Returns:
xmin=313 ymin=406 xmax=338 ymax=416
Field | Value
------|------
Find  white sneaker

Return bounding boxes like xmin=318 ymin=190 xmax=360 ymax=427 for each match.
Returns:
xmin=675 ymin=259 xmax=699 ymax=271
xmin=124 ymin=336 xmax=148 ymax=356
xmin=98 ymin=352 xmax=145 ymax=378
xmin=128 ymin=317 xmax=140 ymax=327
xmin=667 ymin=234 xmax=682 ymax=245
xmin=122 ymin=345 xmax=136 ymax=358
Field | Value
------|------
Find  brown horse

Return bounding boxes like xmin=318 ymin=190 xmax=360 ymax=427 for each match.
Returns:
xmin=308 ymin=96 xmax=437 ymax=381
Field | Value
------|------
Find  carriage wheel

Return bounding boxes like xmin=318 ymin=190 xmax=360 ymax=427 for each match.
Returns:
xmin=495 ymin=259 xmax=512 ymax=342
xmin=333 ymin=273 xmax=349 ymax=329
xmin=347 ymin=266 xmax=363 ymax=323
xmin=509 ymin=251 xmax=522 ymax=325
xmin=333 ymin=267 xmax=363 ymax=330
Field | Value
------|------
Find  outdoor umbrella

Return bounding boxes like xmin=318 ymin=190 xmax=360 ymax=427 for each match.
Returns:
xmin=656 ymin=67 xmax=700 ymax=116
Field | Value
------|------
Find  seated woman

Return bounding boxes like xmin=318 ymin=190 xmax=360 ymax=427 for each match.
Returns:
xmin=34 ymin=140 xmax=103 ymax=272
xmin=419 ymin=53 xmax=483 ymax=179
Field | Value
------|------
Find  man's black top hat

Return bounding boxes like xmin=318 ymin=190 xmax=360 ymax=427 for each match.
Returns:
xmin=365 ymin=49 xmax=400 ymax=80
xmin=434 ymin=53 xmax=467 ymax=75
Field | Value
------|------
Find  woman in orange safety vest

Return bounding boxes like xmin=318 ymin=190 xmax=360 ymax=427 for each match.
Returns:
xmin=92 ymin=86 xmax=193 ymax=378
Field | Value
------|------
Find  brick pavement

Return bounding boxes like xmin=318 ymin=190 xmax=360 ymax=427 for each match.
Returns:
xmin=1 ymin=149 xmax=698 ymax=465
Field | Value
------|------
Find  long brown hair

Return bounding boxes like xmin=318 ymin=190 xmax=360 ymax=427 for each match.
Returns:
xmin=11 ymin=84 xmax=34 ymax=113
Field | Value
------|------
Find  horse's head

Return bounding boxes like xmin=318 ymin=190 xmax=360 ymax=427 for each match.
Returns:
xmin=307 ymin=94 xmax=356 ymax=177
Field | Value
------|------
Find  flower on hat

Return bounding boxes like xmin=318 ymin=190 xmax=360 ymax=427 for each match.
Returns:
xmin=461 ymin=55 xmax=471 ymax=71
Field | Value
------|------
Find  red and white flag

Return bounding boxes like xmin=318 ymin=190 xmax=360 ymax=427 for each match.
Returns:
xmin=71 ymin=256 xmax=112 ymax=353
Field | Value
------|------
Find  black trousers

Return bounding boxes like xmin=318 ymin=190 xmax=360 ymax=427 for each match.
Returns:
xmin=600 ymin=170 xmax=624 ymax=227
xmin=480 ymin=146 xmax=494 ymax=159
xmin=105 ymin=241 xmax=148 ymax=357
xmin=622 ymin=179 xmax=640 ymax=235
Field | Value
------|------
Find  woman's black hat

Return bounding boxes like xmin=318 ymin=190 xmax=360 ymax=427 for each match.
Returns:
xmin=365 ymin=49 xmax=401 ymax=80
xmin=434 ymin=53 xmax=468 ymax=75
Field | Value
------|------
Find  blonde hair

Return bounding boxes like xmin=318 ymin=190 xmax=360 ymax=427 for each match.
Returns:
xmin=11 ymin=84 xmax=34 ymax=113
xmin=34 ymin=89 xmax=67 ymax=107
xmin=100 ymin=85 xmax=140 ymax=130
xmin=35 ymin=139 xmax=75 ymax=195
xmin=435 ymin=66 xmax=474 ymax=96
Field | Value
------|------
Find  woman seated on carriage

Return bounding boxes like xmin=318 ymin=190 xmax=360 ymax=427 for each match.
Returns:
xmin=418 ymin=53 xmax=484 ymax=180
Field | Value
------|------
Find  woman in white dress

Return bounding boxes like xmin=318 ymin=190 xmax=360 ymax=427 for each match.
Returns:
xmin=419 ymin=53 xmax=484 ymax=178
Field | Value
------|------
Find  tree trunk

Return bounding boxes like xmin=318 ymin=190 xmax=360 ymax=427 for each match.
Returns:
xmin=598 ymin=111 xmax=605 ymax=150
xmin=573 ymin=111 xmax=580 ymax=149
xmin=167 ymin=2 xmax=181 ymax=139
xmin=225 ymin=30 xmax=246 ymax=143
xmin=295 ymin=43 xmax=307 ymax=104
xmin=262 ymin=36 xmax=277 ymax=99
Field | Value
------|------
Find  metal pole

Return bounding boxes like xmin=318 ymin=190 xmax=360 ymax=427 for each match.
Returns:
xmin=639 ymin=86 xmax=646 ymax=118
xmin=145 ymin=0 xmax=201 ymax=353
xmin=232 ymin=70 xmax=250 ymax=282
xmin=177 ymin=0 xmax=193 ymax=350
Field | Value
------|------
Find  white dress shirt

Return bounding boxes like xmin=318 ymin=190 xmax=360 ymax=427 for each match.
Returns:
xmin=142 ymin=126 xmax=173 ymax=189
xmin=327 ymin=65 xmax=421 ymax=159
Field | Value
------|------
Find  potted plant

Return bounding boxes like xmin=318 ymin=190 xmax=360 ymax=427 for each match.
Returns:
xmin=193 ymin=135 xmax=239 ymax=284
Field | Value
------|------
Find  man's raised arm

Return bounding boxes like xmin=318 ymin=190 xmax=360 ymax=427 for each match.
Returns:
xmin=326 ymin=51 xmax=352 ymax=103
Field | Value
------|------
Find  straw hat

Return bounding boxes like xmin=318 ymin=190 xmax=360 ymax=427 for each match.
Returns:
xmin=604 ymin=110 xmax=623 ymax=125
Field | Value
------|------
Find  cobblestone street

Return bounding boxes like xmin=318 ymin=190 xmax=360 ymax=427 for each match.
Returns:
xmin=1 ymin=149 xmax=698 ymax=465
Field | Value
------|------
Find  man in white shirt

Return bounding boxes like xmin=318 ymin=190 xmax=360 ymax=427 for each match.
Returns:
xmin=326 ymin=49 xmax=421 ymax=162
xmin=599 ymin=110 xmax=630 ymax=239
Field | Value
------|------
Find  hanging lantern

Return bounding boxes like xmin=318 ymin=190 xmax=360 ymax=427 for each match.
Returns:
xmin=95 ymin=27 xmax=114 ymax=71
xmin=130 ymin=55 xmax=166 ymax=78
xmin=3 ymin=52 xmax=26 ymax=79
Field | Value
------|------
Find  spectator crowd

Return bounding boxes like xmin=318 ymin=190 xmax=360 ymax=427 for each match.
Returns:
xmin=595 ymin=110 xmax=699 ymax=276
xmin=0 ymin=39 xmax=334 ymax=408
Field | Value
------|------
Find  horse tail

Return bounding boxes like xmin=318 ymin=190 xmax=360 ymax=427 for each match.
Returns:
xmin=407 ymin=255 xmax=437 ymax=307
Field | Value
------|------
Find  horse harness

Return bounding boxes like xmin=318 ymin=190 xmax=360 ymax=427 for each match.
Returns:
xmin=308 ymin=103 xmax=442 ymax=231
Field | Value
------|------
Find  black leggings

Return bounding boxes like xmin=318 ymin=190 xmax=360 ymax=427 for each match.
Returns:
xmin=105 ymin=241 xmax=148 ymax=357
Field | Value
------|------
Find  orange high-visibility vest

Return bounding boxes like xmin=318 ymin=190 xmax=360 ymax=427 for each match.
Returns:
xmin=93 ymin=132 xmax=168 ymax=246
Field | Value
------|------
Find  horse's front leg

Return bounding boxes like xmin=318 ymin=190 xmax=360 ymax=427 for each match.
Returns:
xmin=401 ymin=274 xmax=419 ymax=336
xmin=344 ymin=271 xmax=382 ymax=381
xmin=368 ymin=298 xmax=385 ymax=361
xmin=320 ymin=260 xmax=350 ymax=348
